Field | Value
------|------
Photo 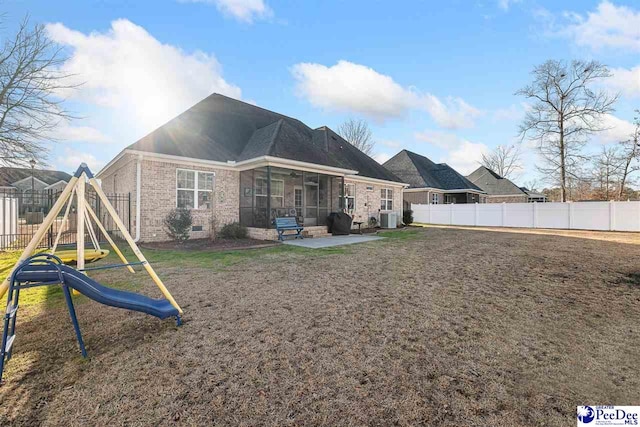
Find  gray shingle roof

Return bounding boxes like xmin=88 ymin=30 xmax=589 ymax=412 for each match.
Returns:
xmin=466 ymin=166 xmax=526 ymax=196
xmin=128 ymin=94 xmax=402 ymax=183
xmin=383 ymin=150 xmax=483 ymax=191
xmin=0 ymin=167 xmax=72 ymax=187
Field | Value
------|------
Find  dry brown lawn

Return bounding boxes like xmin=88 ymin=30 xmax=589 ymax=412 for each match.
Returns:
xmin=0 ymin=227 xmax=639 ymax=426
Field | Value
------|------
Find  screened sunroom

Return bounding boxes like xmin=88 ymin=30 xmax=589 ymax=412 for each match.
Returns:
xmin=239 ymin=166 xmax=345 ymax=228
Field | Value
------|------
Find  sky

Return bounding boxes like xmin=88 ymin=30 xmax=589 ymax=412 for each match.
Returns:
xmin=3 ymin=0 xmax=640 ymax=186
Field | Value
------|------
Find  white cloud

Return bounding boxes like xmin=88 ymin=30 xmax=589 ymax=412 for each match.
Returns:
xmin=415 ymin=130 xmax=468 ymax=149
xmin=46 ymin=19 xmax=242 ymax=136
xmin=595 ymin=114 xmax=637 ymax=144
xmin=56 ymin=147 xmax=103 ymax=172
xmin=374 ymin=152 xmax=392 ymax=164
xmin=606 ymin=66 xmax=640 ymax=98
xmin=51 ymin=123 xmax=112 ymax=144
xmin=498 ymin=0 xmax=521 ymax=11
xmin=180 ymin=0 xmax=272 ymax=23
xmin=446 ymin=141 xmax=489 ymax=175
xmin=415 ymin=130 xmax=489 ymax=174
xmin=551 ymin=1 xmax=640 ymax=52
xmin=291 ymin=60 xmax=481 ymax=128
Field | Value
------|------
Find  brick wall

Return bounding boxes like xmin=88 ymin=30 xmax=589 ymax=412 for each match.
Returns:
xmin=98 ymin=153 xmax=138 ymax=236
xmin=138 ymin=159 xmax=239 ymax=242
xmin=344 ymin=179 xmax=403 ymax=227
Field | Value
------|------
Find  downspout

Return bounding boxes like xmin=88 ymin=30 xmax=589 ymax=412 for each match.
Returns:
xmin=134 ymin=154 xmax=142 ymax=242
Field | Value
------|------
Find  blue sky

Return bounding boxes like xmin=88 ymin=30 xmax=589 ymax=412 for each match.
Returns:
xmin=3 ymin=0 xmax=640 ymax=185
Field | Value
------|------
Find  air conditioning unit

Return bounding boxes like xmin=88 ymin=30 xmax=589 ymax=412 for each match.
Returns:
xmin=380 ymin=212 xmax=397 ymax=229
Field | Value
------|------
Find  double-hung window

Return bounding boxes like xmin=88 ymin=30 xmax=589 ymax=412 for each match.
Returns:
xmin=255 ymin=177 xmax=284 ymax=208
xmin=176 ymin=169 xmax=214 ymax=209
xmin=380 ymin=188 xmax=393 ymax=211
xmin=345 ymin=183 xmax=356 ymax=212
xmin=431 ymin=193 xmax=439 ymax=205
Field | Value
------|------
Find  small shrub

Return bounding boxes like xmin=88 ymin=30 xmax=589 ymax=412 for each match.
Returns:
xmin=163 ymin=208 xmax=192 ymax=243
xmin=219 ymin=222 xmax=248 ymax=239
xmin=403 ymin=209 xmax=414 ymax=225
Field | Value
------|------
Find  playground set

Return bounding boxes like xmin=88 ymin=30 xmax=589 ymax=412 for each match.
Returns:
xmin=0 ymin=164 xmax=182 ymax=383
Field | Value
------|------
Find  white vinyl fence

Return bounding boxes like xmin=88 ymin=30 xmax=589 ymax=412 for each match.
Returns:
xmin=412 ymin=201 xmax=640 ymax=232
xmin=0 ymin=196 xmax=18 ymax=249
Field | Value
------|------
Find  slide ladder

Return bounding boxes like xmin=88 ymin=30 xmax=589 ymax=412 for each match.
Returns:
xmin=1 ymin=254 xmax=87 ymax=382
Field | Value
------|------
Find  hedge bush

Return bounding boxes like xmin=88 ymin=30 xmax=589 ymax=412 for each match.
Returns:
xmin=163 ymin=208 xmax=192 ymax=243
xmin=219 ymin=222 xmax=248 ymax=239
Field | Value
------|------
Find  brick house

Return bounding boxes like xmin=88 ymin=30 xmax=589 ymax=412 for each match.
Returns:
xmin=97 ymin=94 xmax=406 ymax=242
xmin=466 ymin=166 xmax=546 ymax=203
xmin=383 ymin=150 xmax=485 ymax=205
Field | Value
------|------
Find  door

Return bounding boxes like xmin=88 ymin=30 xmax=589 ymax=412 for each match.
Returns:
xmin=304 ymin=178 xmax=319 ymax=226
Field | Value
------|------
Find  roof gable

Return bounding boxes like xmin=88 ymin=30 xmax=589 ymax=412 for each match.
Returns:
xmin=127 ymin=94 xmax=403 ymax=183
xmin=383 ymin=150 xmax=482 ymax=191
xmin=467 ymin=166 xmax=525 ymax=196
xmin=0 ymin=167 xmax=72 ymax=187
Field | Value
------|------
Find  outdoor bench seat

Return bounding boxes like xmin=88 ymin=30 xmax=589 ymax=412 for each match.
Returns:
xmin=275 ymin=217 xmax=304 ymax=241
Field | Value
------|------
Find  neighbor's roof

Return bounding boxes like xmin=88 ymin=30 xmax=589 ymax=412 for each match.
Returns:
xmin=466 ymin=166 xmax=526 ymax=196
xmin=127 ymin=94 xmax=402 ymax=183
xmin=382 ymin=150 xmax=483 ymax=191
xmin=0 ymin=167 xmax=72 ymax=187
xmin=519 ymin=186 xmax=546 ymax=199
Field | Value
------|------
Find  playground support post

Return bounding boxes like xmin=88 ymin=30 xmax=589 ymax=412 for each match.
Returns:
xmin=0 ymin=176 xmax=79 ymax=299
xmin=85 ymin=204 xmax=135 ymax=274
xmin=87 ymin=177 xmax=183 ymax=314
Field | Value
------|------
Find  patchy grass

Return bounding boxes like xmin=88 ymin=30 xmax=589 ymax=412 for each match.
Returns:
xmin=0 ymin=243 xmax=348 ymax=309
xmin=377 ymin=229 xmax=420 ymax=239
xmin=1 ymin=228 xmax=639 ymax=426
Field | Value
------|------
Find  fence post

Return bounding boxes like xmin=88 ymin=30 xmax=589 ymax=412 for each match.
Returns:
xmin=568 ymin=202 xmax=574 ymax=230
xmin=533 ymin=202 xmax=538 ymax=228
xmin=449 ymin=203 xmax=453 ymax=225
xmin=428 ymin=203 xmax=432 ymax=224
xmin=474 ymin=202 xmax=478 ymax=226
xmin=501 ymin=202 xmax=506 ymax=226
xmin=609 ymin=201 xmax=615 ymax=231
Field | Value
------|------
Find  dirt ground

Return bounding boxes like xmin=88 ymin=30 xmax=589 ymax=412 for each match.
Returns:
xmin=141 ymin=237 xmax=279 ymax=251
xmin=0 ymin=227 xmax=639 ymax=426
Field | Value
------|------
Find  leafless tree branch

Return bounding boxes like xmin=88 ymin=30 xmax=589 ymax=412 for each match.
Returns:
xmin=516 ymin=59 xmax=618 ymax=201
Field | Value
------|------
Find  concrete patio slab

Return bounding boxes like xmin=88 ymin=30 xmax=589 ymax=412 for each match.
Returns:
xmin=282 ymin=234 xmax=383 ymax=249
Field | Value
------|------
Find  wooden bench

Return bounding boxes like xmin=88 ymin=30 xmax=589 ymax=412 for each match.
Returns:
xmin=275 ymin=217 xmax=304 ymax=241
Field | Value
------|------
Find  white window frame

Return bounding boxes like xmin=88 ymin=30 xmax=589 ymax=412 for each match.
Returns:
xmin=294 ymin=186 xmax=303 ymax=210
xmin=380 ymin=188 xmax=393 ymax=211
xmin=176 ymin=168 xmax=215 ymax=209
xmin=255 ymin=177 xmax=284 ymax=208
xmin=345 ymin=183 xmax=356 ymax=213
xmin=431 ymin=193 xmax=439 ymax=205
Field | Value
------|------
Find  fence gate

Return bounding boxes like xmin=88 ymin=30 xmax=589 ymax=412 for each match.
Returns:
xmin=0 ymin=188 xmax=131 ymax=251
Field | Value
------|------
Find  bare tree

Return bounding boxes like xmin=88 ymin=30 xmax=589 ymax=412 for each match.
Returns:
xmin=523 ymin=178 xmax=540 ymax=192
xmin=480 ymin=144 xmax=522 ymax=179
xmin=618 ymin=110 xmax=640 ymax=199
xmin=337 ymin=118 xmax=375 ymax=156
xmin=0 ymin=16 xmax=76 ymax=166
xmin=516 ymin=60 xmax=618 ymax=201
xmin=593 ymin=145 xmax=622 ymax=200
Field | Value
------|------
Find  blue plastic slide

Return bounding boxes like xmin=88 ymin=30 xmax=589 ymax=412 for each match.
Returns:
xmin=15 ymin=264 xmax=179 ymax=320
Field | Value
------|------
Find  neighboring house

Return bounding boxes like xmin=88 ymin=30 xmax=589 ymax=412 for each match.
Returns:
xmin=466 ymin=166 xmax=546 ymax=203
xmin=383 ymin=150 xmax=485 ymax=205
xmin=97 ymin=94 xmax=406 ymax=242
xmin=519 ymin=187 xmax=546 ymax=203
xmin=0 ymin=167 xmax=71 ymax=209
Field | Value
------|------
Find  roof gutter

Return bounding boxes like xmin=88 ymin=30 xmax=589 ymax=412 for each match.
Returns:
xmin=134 ymin=154 xmax=142 ymax=242
xmin=404 ymin=187 xmax=486 ymax=194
